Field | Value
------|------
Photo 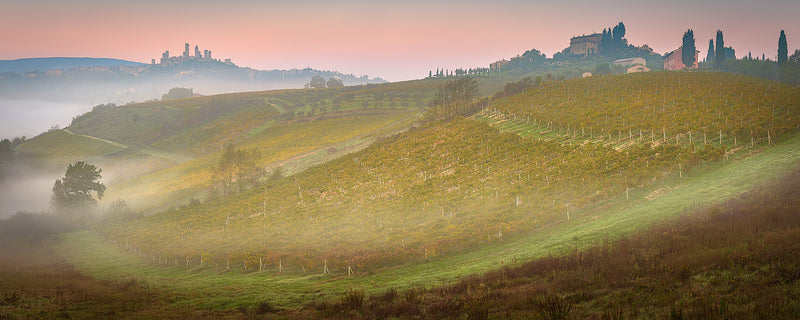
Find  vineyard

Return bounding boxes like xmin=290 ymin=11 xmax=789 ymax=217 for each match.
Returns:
xmin=488 ymin=71 xmax=800 ymax=148
xmin=104 ymin=112 xmax=417 ymax=214
xmin=94 ymin=72 xmax=800 ymax=279
xmin=12 ymin=70 xmax=791 ymax=314
xmin=99 ymin=114 xmax=727 ymax=275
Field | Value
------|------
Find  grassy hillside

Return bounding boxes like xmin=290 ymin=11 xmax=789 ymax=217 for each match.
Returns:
xmin=0 ymin=238 xmax=218 ymax=319
xmin=69 ymin=92 xmax=281 ymax=155
xmin=69 ymin=80 xmax=440 ymax=158
xmin=14 ymin=129 xmax=126 ymax=168
xmin=31 ymin=71 xmax=797 ymax=315
xmin=101 ymin=117 xmax=726 ymax=272
xmin=95 ymin=72 xmax=800 ymax=275
xmin=59 ymin=122 xmax=800 ymax=313
xmin=307 ymin=162 xmax=800 ymax=319
xmin=29 ymin=79 xmax=438 ymax=212
xmin=105 ymin=111 xmax=418 ymax=213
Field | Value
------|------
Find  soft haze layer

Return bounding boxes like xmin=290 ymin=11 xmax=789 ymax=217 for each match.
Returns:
xmin=2 ymin=0 xmax=800 ymax=81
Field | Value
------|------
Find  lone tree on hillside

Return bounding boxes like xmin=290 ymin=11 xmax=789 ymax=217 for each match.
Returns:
xmin=162 ymin=87 xmax=194 ymax=100
xmin=209 ymin=145 xmax=263 ymax=197
xmin=327 ymin=77 xmax=344 ymax=88
xmin=682 ymin=29 xmax=696 ymax=69
xmin=307 ymin=75 xmax=326 ymax=88
xmin=52 ymin=161 xmax=106 ymax=218
xmin=715 ymin=30 xmax=726 ymax=64
xmin=423 ymin=77 xmax=478 ymax=122
xmin=778 ymin=30 xmax=788 ymax=64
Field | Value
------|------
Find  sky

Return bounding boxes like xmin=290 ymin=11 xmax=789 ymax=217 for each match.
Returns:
xmin=2 ymin=0 xmax=800 ymax=82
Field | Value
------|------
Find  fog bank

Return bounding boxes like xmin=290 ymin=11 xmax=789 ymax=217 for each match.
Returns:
xmin=0 ymin=99 xmax=92 ymax=139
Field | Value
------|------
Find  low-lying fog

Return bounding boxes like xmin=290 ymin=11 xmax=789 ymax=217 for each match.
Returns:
xmin=0 ymin=99 xmax=93 ymax=139
xmin=0 ymin=162 xmax=62 ymax=219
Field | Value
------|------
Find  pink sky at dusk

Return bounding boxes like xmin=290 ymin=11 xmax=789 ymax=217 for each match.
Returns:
xmin=3 ymin=0 xmax=800 ymax=82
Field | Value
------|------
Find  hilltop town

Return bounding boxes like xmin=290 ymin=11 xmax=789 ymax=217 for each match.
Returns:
xmin=155 ymin=42 xmax=234 ymax=67
xmin=0 ymin=43 xmax=386 ymax=105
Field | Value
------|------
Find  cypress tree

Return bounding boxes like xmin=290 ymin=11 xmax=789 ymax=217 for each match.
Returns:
xmin=715 ymin=30 xmax=725 ymax=64
xmin=706 ymin=39 xmax=715 ymax=62
xmin=682 ymin=29 xmax=696 ymax=69
xmin=778 ymin=30 xmax=788 ymax=64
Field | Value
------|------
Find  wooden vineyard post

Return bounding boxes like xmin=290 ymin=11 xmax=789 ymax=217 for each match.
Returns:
xmin=323 ymin=259 xmax=329 ymax=275
xmin=679 ymin=164 xmax=682 ymax=178
xmin=348 ymin=265 xmax=353 ymax=277
xmin=259 ymin=257 xmax=263 ymax=271
xmin=279 ymin=260 xmax=283 ymax=273
xmin=719 ymin=130 xmax=723 ymax=145
xmin=243 ymin=259 xmax=247 ymax=272
xmin=626 ymin=188 xmax=629 ymax=200
xmin=768 ymin=131 xmax=772 ymax=146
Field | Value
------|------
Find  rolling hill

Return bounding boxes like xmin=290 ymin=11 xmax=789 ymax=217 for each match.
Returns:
xmin=86 ymin=72 xmax=800 ymax=295
xmin=5 ymin=71 xmax=800 ymax=317
xmin=14 ymin=79 xmax=440 ymax=213
xmin=0 ymin=57 xmax=144 ymax=73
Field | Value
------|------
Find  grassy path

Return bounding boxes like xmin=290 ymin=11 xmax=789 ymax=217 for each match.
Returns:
xmin=54 ymin=131 xmax=800 ymax=310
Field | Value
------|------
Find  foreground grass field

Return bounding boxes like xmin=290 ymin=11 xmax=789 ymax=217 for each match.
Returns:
xmin=53 ymin=129 xmax=800 ymax=314
xmin=0 ymin=238 xmax=221 ymax=319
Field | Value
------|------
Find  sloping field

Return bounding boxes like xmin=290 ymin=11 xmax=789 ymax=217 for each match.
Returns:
xmin=96 ymin=72 xmax=800 ymax=274
xmin=14 ymin=129 xmax=127 ymax=168
xmin=59 ymin=127 xmax=800 ymax=310
xmin=42 ymin=72 xmax=800 ymax=312
xmin=104 ymin=111 xmax=418 ymax=213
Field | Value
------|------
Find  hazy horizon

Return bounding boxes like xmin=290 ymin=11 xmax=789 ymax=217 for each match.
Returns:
xmin=2 ymin=0 xmax=799 ymax=82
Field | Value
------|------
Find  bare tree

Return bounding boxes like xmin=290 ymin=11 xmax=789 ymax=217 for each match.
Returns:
xmin=423 ymin=77 xmax=478 ymax=122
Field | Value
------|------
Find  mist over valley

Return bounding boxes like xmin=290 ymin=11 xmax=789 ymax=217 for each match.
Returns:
xmin=2 ymin=4 xmax=800 ymax=318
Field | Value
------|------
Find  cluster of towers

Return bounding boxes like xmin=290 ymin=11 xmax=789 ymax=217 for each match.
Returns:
xmin=155 ymin=43 xmax=214 ymax=65
xmin=184 ymin=42 xmax=212 ymax=60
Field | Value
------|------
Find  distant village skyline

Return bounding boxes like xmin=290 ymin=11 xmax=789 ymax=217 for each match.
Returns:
xmin=2 ymin=0 xmax=799 ymax=81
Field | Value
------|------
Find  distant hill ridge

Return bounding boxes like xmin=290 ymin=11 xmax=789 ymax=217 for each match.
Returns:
xmin=0 ymin=57 xmax=145 ymax=73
